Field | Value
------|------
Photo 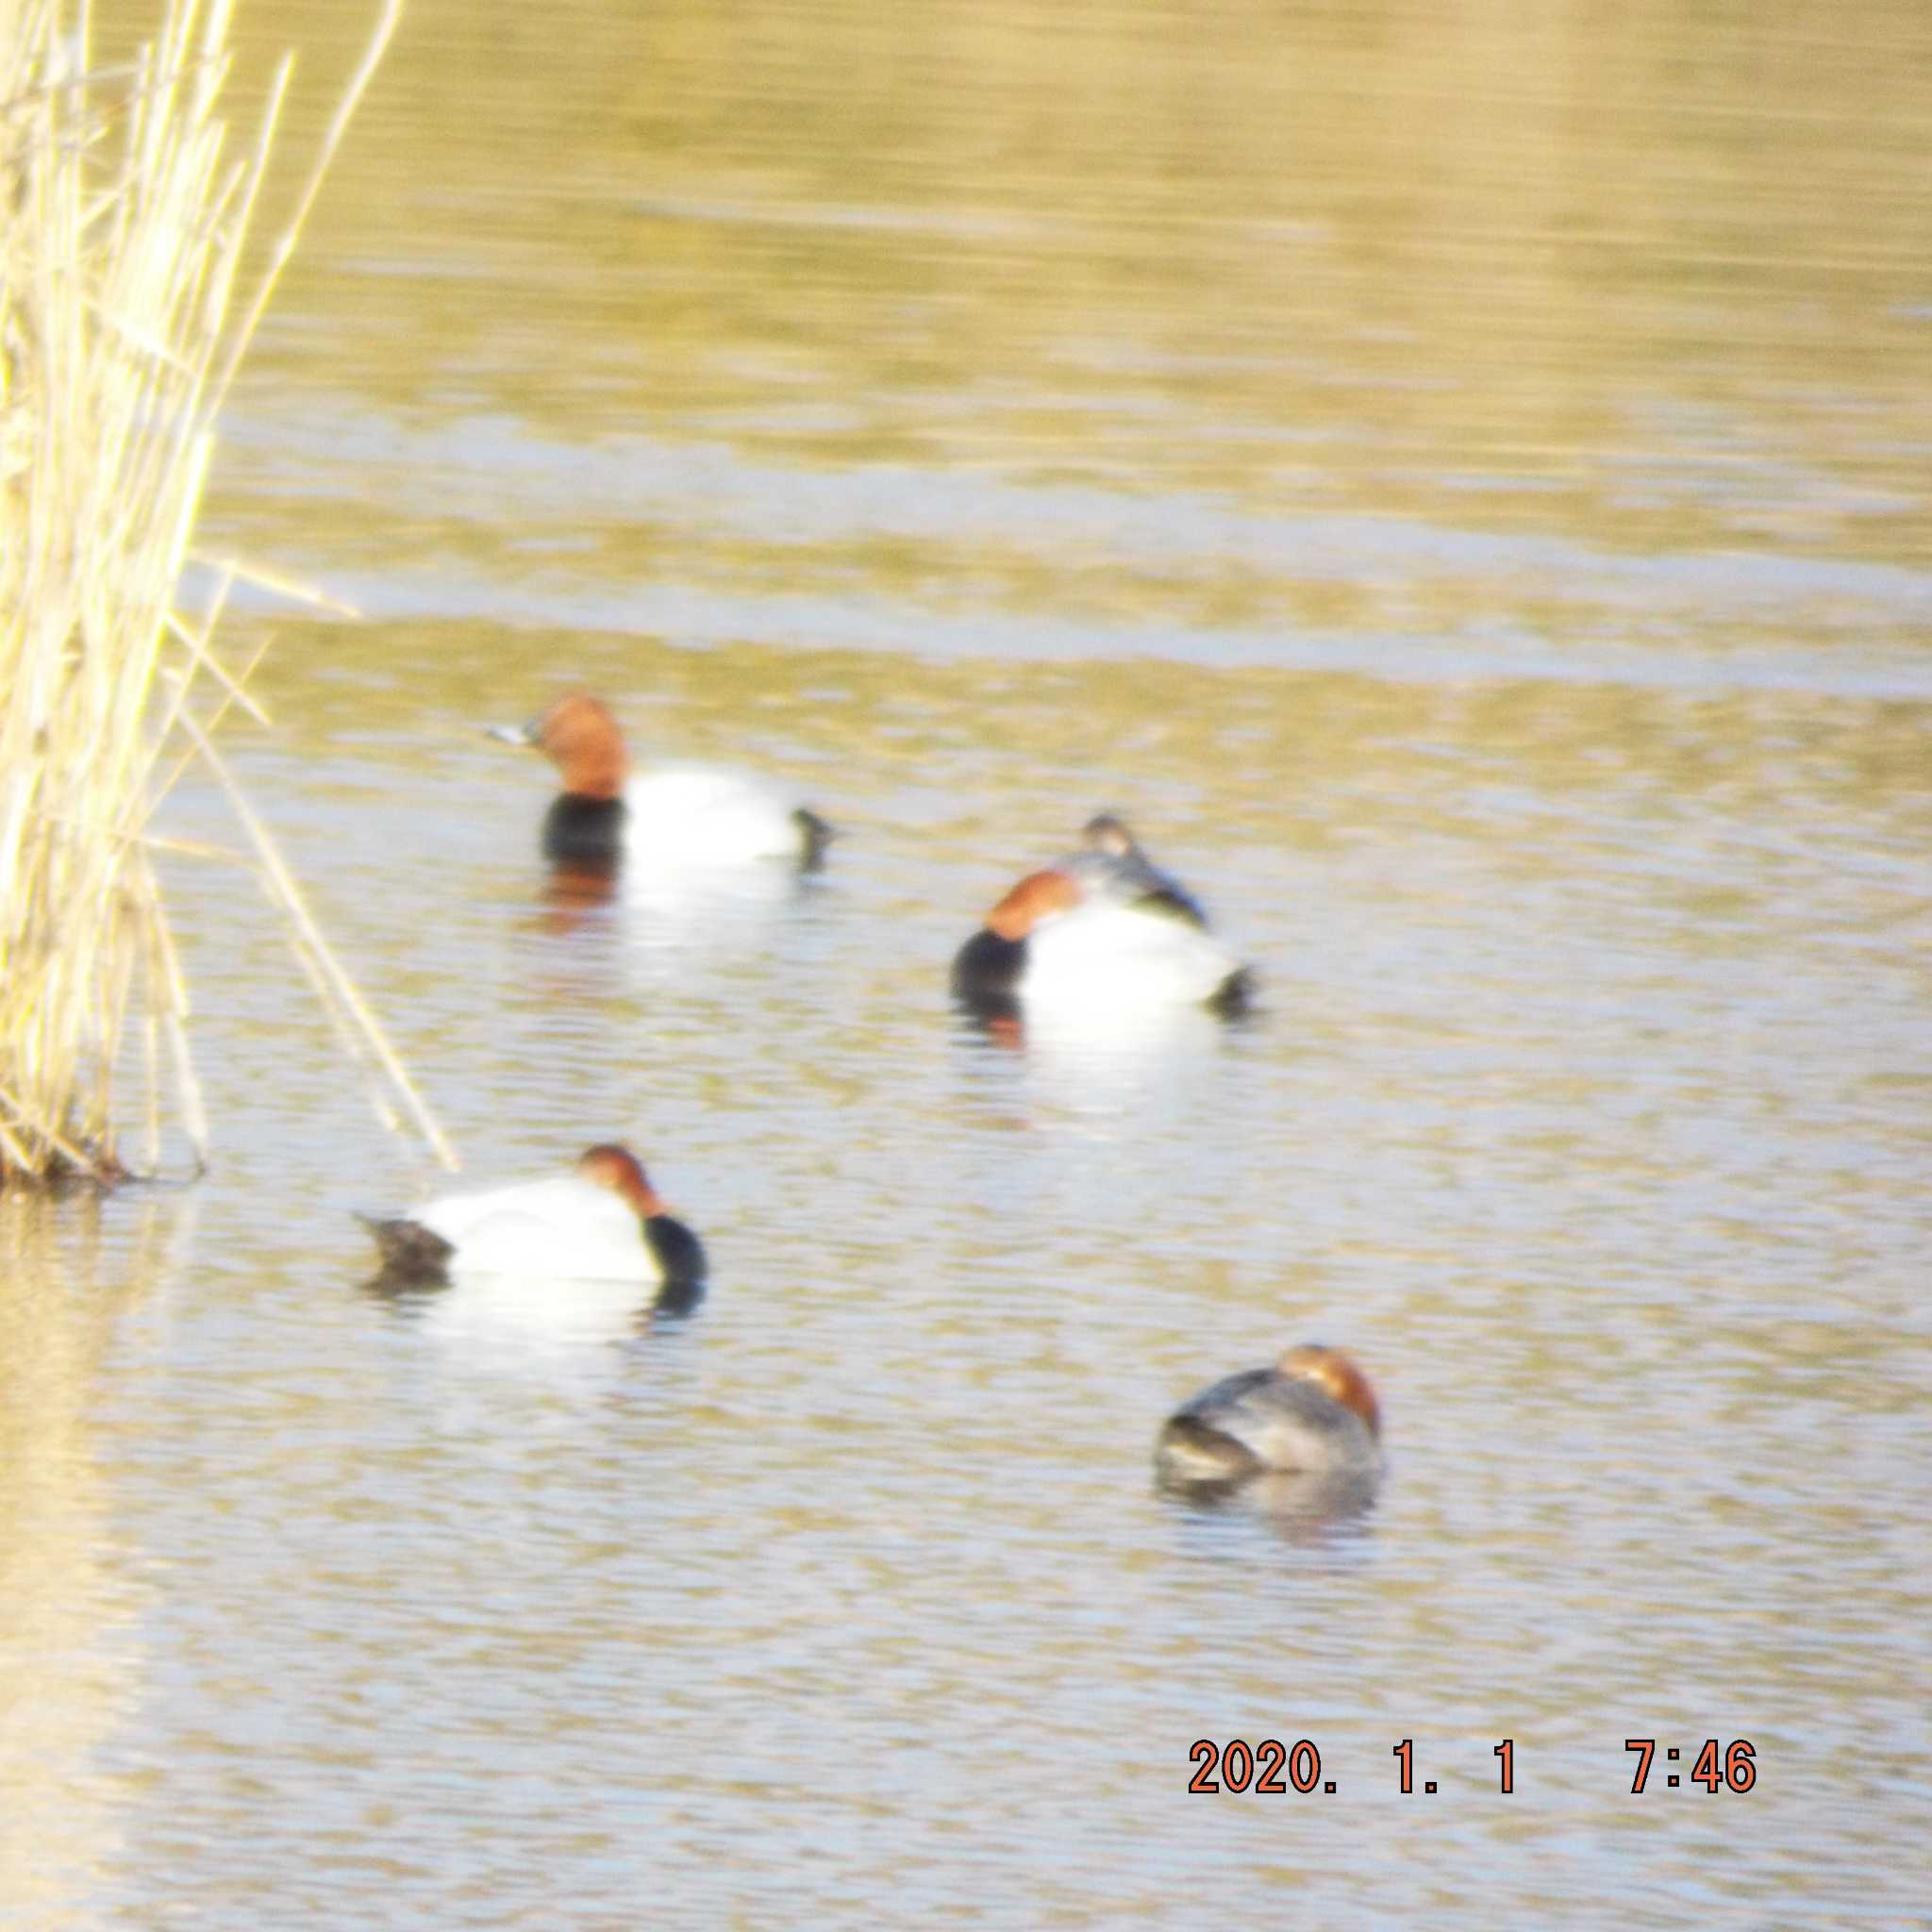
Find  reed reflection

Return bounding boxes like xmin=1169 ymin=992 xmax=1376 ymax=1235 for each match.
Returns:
xmin=0 ymin=1189 xmax=198 ymax=1923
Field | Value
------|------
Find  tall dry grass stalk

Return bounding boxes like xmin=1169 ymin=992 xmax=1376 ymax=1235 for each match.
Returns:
xmin=0 ymin=0 xmax=453 ymax=1183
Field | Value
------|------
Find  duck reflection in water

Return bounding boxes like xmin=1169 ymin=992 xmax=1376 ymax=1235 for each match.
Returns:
xmin=540 ymin=851 xmax=624 ymax=924
xmin=363 ymin=1259 xmax=706 ymax=1331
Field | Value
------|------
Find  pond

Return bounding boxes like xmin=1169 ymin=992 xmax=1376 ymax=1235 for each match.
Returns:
xmin=2 ymin=0 xmax=1928 ymax=1924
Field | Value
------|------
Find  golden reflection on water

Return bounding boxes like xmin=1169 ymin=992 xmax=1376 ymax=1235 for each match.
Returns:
xmin=0 ymin=1194 xmax=195 ymax=1927
xmin=161 ymin=0 xmax=1932 ymax=668
xmin=20 ymin=0 xmax=1932 ymax=1924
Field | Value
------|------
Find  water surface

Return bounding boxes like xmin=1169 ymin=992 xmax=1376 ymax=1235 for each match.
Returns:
xmin=5 ymin=0 xmax=1930 ymax=1924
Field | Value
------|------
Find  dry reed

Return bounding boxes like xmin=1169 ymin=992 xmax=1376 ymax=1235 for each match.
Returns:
xmin=0 ymin=0 xmax=453 ymax=1183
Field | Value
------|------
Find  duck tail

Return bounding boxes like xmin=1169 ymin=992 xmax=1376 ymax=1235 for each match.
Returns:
xmin=1208 ymin=966 xmax=1255 ymax=1020
xmin=793 ymin=807 xmax=835 ymax=873
xmin=357 ymin=1213 xmax=456 ymax=1282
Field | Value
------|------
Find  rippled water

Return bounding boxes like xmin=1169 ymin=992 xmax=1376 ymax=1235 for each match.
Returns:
xmin=5 ymin=0 xmax=1930 ymax=1924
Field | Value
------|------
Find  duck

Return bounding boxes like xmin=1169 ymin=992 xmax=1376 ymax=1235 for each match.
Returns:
xmin=951 ymin=855 xmax=1251 ymax=1021
xmin=359 ymin=1142 xmax=706 ymax=1297
xmin=1155 ymin=1344 xmax=1382 ymax=1489
xmin=1068 ymin=813 xmax=1210 ymax=928
xmin=491 ymin=693 xmax=832 ymax=873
